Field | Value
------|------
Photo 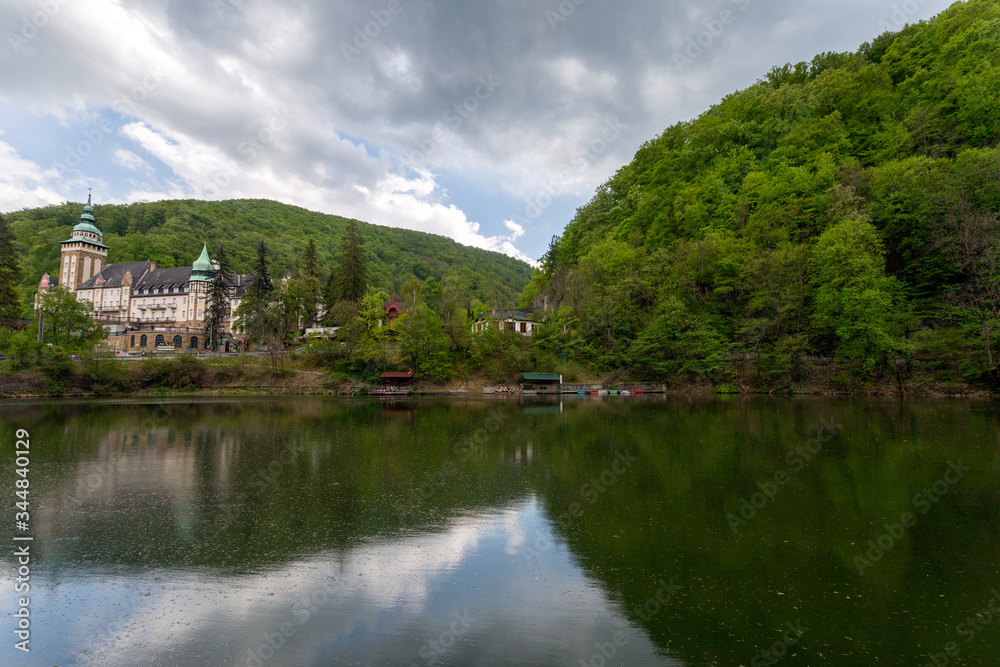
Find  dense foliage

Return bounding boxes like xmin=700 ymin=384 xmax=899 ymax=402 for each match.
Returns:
xmin=5 ymin=198 xmax=533 ymax=308
xmin=0 ymin=214 xmax=22 ymax=328
xmin=527 ymin=0 xmax=1000 ymax=389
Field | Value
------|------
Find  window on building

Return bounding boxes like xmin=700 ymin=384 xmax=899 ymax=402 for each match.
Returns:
xmin=155 ymin=335 xmax=165 ymax=346
xmin=130 ymin=335 xmax=135 ymax=347
xmin=173 ymin=335 xmax=182 ymax=348
xmin=520 ymin=322 xmax=527 ymax=333
xmin=190 ymin=336 xmax=198 ymax=349
xmin=139 ymin=335 xmax=147 ymax=347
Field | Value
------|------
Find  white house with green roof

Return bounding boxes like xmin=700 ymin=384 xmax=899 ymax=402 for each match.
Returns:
xmin=472 ymin=308 xmax=541 ymax=336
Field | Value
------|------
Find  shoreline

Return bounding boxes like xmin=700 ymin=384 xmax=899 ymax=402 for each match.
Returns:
xmin=0 ymin=383 xmax=991 ymax=401
xmin=1 ymin=354 xmax=993 ymax=400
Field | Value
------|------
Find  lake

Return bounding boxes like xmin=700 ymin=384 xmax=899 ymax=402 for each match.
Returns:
xmin=0 ymin=396 xmax=997 ymax=666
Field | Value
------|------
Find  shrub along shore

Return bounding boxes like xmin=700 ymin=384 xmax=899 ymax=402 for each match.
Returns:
xmin=0 ymin=349 xmax=989 ymax=399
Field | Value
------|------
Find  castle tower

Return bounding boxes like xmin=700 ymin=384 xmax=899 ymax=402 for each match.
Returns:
xmin=59 ymin=193 xmax=109 ymax=292
xmin=187 ymin=244 xmax=214 ymax=323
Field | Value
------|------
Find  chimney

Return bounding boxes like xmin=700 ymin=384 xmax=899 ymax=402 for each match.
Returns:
xmin=149 ymin=261 xmax=157 ymax=270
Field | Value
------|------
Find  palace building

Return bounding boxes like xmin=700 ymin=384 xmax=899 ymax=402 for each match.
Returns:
xmin=37 ymin=196 xmax=254 ymax=352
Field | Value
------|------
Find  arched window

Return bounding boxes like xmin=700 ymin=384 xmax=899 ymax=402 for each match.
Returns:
xmin=155 ymin=335 xmax=165 ymax=346
xmin=139 ymin=335 xmax=147 ymax=347
xmin=173 ymin=335 xmax=182 ymax=348
xmin=130 ymin=335 xmax=135 ymax=347
xmin=190 ymin=336 xmax=198 ymax=349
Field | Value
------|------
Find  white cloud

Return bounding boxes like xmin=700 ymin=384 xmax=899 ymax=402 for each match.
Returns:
xmin=0 ymin=139 xmax=65 ymax=210
xmin=112 ymin=148 xmax=150 ymax=173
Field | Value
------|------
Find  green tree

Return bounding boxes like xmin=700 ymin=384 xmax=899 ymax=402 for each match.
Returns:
xmin=300 ymin=240 xmax=322 ymax=327
xmin=4 ymin=330 xmax=39 ymax=370
xmin=333 ymin=221 xmax=368 ymax=303
xmin=0 ymin=214 xmax=23 ymax=328
xmin=627 ymin=297 xmax=729 ymax=383
xmin=235 ymin=241 xmax=274 ymax=351
xmin=810 ymin=219 xmax=913 ymax=377
xmin=348 ymin=290 xmax=392 ymax=371
xmin=321 ymin=272 xmax=339 ymax=322
xmin=397 ymin=304 xmax=451 ymax=381
xmin=264 ymin=280 xmax=297 ymax=369
xmin=470 ymin=325 xmax=532 ymax=385
xmin=36 ymin=289 xmax=107 ymax=351
xmin=204 ymin=244 xmax=232 ymax=352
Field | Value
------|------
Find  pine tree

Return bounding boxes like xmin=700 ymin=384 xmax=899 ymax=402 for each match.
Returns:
xmin=235 ymin=241 xmax=274 ymax=350
xmin=303 ymin=239 xmax=320 ymax=279
xmin=321 ymin=272 xmax=339 ymax=323
xmin=203 ymin=244 xmax=232 ymax=352
xmin=0 ymin=214 xmax=23 ymax=329
xmin=300 ymin=239 xmax=321 ymax=327
xmin=335 ymin=221 xmax=368 ymax=303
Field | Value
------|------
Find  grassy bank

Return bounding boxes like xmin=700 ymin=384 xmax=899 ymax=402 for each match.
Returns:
xmin=0 ymin=352 xmax=327 ymax=398
xmin=0 ymin=349 xmax=991 ymax=399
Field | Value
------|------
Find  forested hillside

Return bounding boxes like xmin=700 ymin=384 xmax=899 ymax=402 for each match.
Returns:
xmin=526 ymin=0 xmax=1000 ymax=389
xmin=6 ymin=198 xmax=532 ymax=305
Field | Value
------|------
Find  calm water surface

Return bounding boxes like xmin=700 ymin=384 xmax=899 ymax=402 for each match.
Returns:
xmin=0 ymin=396 xmax=998 ymax=666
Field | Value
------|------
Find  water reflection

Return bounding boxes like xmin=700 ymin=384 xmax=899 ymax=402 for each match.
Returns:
xmin=0 ymin=397 xmax=997 ymax=665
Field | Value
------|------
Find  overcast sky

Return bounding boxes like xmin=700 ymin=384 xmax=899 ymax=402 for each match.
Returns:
xmin=0 ymin=0 xmax=953 ymax=262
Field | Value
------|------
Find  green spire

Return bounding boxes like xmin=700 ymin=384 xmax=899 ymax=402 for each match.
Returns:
xmin=75 ymin=191 xmax=100 ymax=233
xmin=191 ymin=243 xmax=215 ymax=282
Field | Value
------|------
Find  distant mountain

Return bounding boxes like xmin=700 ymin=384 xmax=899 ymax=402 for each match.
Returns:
xmin=8 ymin=198 xmax=533 ymax=306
